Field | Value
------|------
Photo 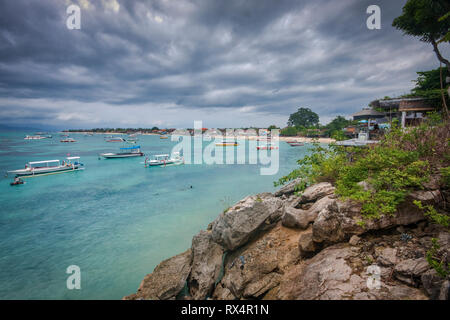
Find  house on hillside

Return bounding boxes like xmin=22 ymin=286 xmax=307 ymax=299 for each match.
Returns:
xmin=370 ymin=97 xmax=437 ymax=128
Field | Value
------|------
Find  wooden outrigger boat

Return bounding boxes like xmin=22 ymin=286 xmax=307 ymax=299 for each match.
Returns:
xmin=100 ymin=146 xmax=144 ymax=159
xmin=105 ymin=137 xmax=125 ymax=142
xmin=257 ymin=143 xmax=279 ymax=150
xmin=145 ymin=152 xmax=184 ymax=167
xmin=7 ymin=157 xmax=84 ymax=177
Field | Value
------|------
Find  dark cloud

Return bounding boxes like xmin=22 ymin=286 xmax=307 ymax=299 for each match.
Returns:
xmin=0 ymin=0 xmax=447 ymax=128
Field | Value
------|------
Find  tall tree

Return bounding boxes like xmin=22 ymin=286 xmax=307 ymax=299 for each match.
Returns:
xmin=324 ymin=116 xmax=352 ymax=136
xmin=392 ymin=0 xmax=450 ymax=72
xmin=287 ymin=107 xmax=319 ymax=128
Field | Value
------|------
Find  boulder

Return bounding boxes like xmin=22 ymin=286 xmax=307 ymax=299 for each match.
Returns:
xmin=349 ymin=235 xmax=361 ymax=246
xmin=394 ymin=258 xmax=430 ymax=286
xmin=213 ymin=223 xmax=301 ymax=299
xmin=282 ymin=196 xmax=334 ymax=229
xmin=298 ymin=182 xmax=335 ymax=204
xmin=277 ymin=244 xmax=428 ymax=300
xmin=188 ymin=230 xmax=224 ymax=300
xmin=421 ymin=269 xmax=445 ymax=299
xmin=298 ymin=230 xmax=317 ymax=257
xmin=124 ymin=249 xmax=192 ymax=300
xmin=210 ymin=193 xmax=284 ymax=251
xmin=439 ymin=280 xmax=449 ymax=300
xmin=274 ymin=178 xmax=303 ymax=197
xmin=376 ymin=247 xmax=398 ymax=266
xmin=312 ymin=190 xmax=442 ymax=245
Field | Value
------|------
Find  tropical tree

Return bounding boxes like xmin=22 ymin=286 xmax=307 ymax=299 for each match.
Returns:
xmin=392 ymin=0 xmax=450 ymax=72
xmin=287 ymin=107 xmax=319 ymax=128
xmin=324 ymin=116 xmax=353 ymax=137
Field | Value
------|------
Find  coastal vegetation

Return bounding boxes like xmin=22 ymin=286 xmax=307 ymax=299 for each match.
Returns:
xmin=393 ymin=0 xmax=450 ymax=73
xmin=282 ymin=108 xmax=354 ymax=138
xmin=276 ymin=115 xmax=449 ymax=223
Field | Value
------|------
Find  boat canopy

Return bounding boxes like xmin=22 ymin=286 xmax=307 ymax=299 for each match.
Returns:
xmin=28 ymin=160 xmax=60 ymax=165
xmin=66 ymin=156 xmax=80 ymax=160
xmin=154 ymin=154 xmax=169 ymax=157
xmin=120 ymin=145 xmax=141 ymax=150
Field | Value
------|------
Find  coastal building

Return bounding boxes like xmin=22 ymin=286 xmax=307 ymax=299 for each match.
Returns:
xmin=370 ymin=97 xmax=436 ymax=128
xmin=351 ymin=108 xmax=386 ymax=122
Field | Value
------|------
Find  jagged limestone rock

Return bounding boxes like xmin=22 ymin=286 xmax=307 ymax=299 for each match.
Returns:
xmin=282 ymin=196 xmax=334 ymax=229
xmin=123 ymin=249 xmax=192 ymax=300
xmin=210 ymin=193 xmax=283 ymax=251
xmin=189 ymin=230 xmax=224 ymax=300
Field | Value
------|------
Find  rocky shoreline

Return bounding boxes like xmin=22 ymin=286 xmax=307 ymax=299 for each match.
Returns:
xmin=124 ymin=179 xmax=449 ymax=300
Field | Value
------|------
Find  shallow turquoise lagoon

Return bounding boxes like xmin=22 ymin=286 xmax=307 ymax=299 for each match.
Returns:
xmin=0 ymin=131 xmax=311 ymax=299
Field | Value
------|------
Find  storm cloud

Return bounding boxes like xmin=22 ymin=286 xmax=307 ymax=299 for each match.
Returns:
xmin=0 ymin=0 xmax=448 ymax=129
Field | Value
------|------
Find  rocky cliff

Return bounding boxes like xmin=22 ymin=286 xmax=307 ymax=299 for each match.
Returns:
xmin=124 ymin=180 xmax=450 ymax=300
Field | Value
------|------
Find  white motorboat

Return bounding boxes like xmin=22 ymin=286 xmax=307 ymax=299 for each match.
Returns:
xmin=100 ymin=146 xmax=144 ymax=159
xmin=145 ymin=152 xmax=184 ymax=167
xmin=8 ymin=157 xmax=84 ymax=177
xmin=24 ymin=135 xmax=48 ymax=140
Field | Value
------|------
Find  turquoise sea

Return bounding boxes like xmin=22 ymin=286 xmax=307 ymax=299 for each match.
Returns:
xmin=0 ymin=131 xmax=311 ymax=299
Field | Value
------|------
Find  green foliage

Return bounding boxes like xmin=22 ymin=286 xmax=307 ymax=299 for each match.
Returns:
xmin=268 ymin=125 xmax=279 ymax=131
xmin=426 ymin=238 xmax=450 ymax=278
xmin=414 ymin=200 xmax=449 ymax=227
xmin=412 ymin=68 xmax=449 ymax=92
xmin=441 ymin=166 xmax=450 ymax=187
xmin=280 ymin=126 xmax=298 ymax=136
xmin=401 ymin=68 xmax=450 ymax=109
xmin=287 ymin=107 xmax=319 ymax=128
xmin=324 ymin=116 xmax=353 ymax=138
xmin=276 ymin=119 xmax=450 ymax=221
xmin=331 ymin=130 xmax=346 ymax=141
xmin=392 ymin=0 xmax=450 ymax=43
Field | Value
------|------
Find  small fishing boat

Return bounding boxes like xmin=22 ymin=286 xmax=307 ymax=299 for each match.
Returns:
xmin=257 ymin=143 xmax=279 ymax=150
xmin=24 ymin=135 xmax=47 ymax=140
xmin=160 ymin=135 xmax=169 ymax=139
xmin=7 ymin=157 xmax=84 ymax=177
xmin=10 ymin=177 xmax=25 ymax=186
xmin=145 ymin=152 xmax=184 ymax=167
xmin=288 ymin=142 xmax=304 ymax=147
xmin=106 ymin=137 xmax=125 ymax=142
xmin=215 ymin=140 xmax=239 ymax=146
xmin=60 ymin=138 xmax=76 ymax=143
xmin=100 ymin=146 xmax=144 ymax=159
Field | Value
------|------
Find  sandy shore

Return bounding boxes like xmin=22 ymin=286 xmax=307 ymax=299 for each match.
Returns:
xmin=65 ymin=132 xmax=335 ymax=143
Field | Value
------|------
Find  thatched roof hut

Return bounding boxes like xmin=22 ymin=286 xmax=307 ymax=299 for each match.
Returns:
xmin=352 ymin=108 xmax=385 ymax=120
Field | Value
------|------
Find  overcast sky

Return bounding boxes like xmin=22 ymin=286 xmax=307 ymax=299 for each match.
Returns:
xmin=0 ymin=0 xmax=448 ymax=129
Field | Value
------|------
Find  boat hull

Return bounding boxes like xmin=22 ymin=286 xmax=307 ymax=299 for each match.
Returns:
xmin=8 ymin=165 xmax=82 ymax=176
xmin=101 ymin=152 xmax=144 ymax=158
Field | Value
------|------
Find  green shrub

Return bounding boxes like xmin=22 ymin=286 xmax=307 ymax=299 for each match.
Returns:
xmin=276 ymin=120 xmax=450 ymax=222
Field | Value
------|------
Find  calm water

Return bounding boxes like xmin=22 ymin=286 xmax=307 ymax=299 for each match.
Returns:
xmin=0 ymin=131 xmax=311 ymax=299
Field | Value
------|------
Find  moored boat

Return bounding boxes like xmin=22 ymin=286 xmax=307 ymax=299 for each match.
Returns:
xmin=106 ymin=137 xmax=125 ymax=142
xmin=288 ymin=142 xmax=304 ymax=147
xmin=24 ymin=135 xmax=48 ymax=140
xmin=60 ymin=138 xmax=76 ymax=142
xmin=145 ymin=152 xmax=184 ymax=167
xmin=257 ymin=143 xmax=279 ymax=150
xmin=7 ymin=157 xmax=84 ymax=177
xmin=215 ymin=140 xmax=239 ymax=146
xmin=100 ymin=146 xmax=144 ymax=159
